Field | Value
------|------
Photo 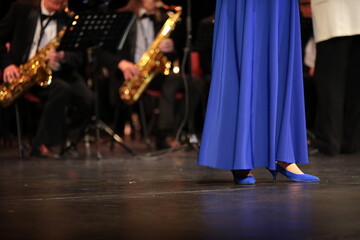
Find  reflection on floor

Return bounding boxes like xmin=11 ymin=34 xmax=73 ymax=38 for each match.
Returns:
xmin=0 ymin=136 xmax=360 ymax=240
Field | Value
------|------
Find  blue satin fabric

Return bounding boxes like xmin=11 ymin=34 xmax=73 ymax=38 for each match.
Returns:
xmin=198 ymin=0 xmax=308 ymax=170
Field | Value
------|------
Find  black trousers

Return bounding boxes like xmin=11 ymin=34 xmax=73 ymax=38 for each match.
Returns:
xmin=137 ymin=73 xmax=184 ymax=136
xmin=33 ymin=75 xmax=94 ymax=148
xmin=156 ymin=73 xmax=184 ymax=133
xmin=314 ymin=35 xmax=360 ymax=155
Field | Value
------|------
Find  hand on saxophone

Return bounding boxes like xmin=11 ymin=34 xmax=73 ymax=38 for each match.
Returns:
xmin=3 ymin=64 xmax=20 ymax=84
xmin=46 ymin=48 xmax=65 ymax=71
xmin=118 ymin=60 xmax=140 ymax=80
xmin=158 ymin=38 xmax=174 ymax=53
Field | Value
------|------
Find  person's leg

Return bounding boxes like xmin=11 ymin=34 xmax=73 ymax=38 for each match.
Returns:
xmin=156 ymin=74 xmax=183 ymax=148
xmin=65 ymin=76 xmax=94 ymax=145
xmin=186 ymin=76 xmax=207 ymax=134
xmin=342 ymin=35 xmax=360 ymax=153
xmin=33 ymin=78 xmax=71 ymax=147
xmin=314 ymin=37 xmax=351 ymax=155
xmin=31 ymin=78 xmax=71 ymax=157
xmin=109 ymin=73 xmax=130 ymax=137
xmin=158 ymin=74 xmax=183 ymax=133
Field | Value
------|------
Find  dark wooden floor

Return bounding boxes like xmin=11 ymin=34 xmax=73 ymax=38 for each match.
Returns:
xmin=0 ymin=135 xmax=360 ymax=240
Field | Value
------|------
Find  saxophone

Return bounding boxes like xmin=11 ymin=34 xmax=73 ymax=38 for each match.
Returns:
xmin=119 ymin=5 xmax=182 ymax=105
xmin=0 ymin=23 xmax=69 ymax=107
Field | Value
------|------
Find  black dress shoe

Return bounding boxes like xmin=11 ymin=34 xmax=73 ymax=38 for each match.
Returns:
xmin=156 ymin=135 xmax=181 ymax=150
xmin=61 ymin=144 xmax=80 ymax=159
xmin=30 ymin=144 xmax=60 ymax=159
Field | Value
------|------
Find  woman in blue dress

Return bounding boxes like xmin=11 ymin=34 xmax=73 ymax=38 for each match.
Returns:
xmin=198 ymin=0 xmax=319 ymax=184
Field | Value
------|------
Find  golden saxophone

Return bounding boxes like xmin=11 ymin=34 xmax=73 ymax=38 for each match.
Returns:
xmin=0 ymin=6 xmax=74 ymax=108
xmin=119 ymin=5 xmax=182 ymax=105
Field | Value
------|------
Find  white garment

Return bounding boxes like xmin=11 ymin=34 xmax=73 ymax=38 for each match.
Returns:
xmin=28 ymin=1 xmax=57 ymax=60
xmin=311 ymin=0 xmax=360 ymax=42
xmin=304 ymin=37 xmax=316 ymax=68
xmin=311 ymin=0 xmax=360 ymax=43
xmin=134 ymin=8 xmax=155 ymax=63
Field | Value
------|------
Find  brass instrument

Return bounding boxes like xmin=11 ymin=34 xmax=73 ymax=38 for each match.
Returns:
xmin=0 ymin=6 xmax=74 ymax=108
xmin=119 ymin=5 xmax=182 ymax=105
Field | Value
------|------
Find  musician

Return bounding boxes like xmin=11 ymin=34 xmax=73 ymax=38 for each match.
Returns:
xmin=0 ymin=0 xmax=94 ymax=158
xmin=100 ymin=0 xmax=184 ymax=149
xmin=311 ymin=0 xmax=360 ymax=155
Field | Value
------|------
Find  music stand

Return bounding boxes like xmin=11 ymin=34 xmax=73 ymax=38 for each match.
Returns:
xmin=59 ymin=11 xmax=136 ymax=158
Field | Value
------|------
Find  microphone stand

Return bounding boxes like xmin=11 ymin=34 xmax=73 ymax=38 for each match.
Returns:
xmin=175 ymin=0 xmax=199 ymax=150
xmin=58 ymin=10 xmax=136 ymax=158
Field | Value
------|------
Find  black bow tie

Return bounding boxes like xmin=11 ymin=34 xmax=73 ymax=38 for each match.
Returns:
xmin=40 ymin=13 xmax=57 ymax=21
xmin=140 ymin=13 xmax=155 ymax=21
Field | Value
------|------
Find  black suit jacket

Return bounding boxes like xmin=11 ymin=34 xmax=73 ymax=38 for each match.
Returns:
xmin=0 ymin=1 xmax=83 ymax=78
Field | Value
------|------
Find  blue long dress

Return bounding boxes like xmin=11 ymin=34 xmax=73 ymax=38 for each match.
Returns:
xmin=198 ymin=0 xmax=308 ymax=170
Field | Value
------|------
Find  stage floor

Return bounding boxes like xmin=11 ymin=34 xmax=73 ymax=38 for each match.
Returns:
xmin=0 ymin=136 xmax=360 ymax=240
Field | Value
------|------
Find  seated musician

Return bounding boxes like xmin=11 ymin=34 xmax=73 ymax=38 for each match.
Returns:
xmin=100 ymin=0 xmax=184 ymax=150
xmin=0 ymin=0 xmax=94 ymax=158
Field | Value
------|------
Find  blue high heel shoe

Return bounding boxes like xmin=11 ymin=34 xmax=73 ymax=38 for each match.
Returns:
xmin=269 ymin=164 xmax=320 ymax=182
xmin=231 ymin=170 xmax=256 ymax=184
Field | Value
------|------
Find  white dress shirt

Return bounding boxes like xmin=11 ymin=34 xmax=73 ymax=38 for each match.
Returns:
xmin=304 ymin=37 xmax=316 ymax=68
xmin=311 ymin=0 xmax=360 ymax=43
xmin=134 ymin=8 xmax=155 ymax=63
xmin=28 ymin=1 xmax=57 ymax=60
